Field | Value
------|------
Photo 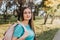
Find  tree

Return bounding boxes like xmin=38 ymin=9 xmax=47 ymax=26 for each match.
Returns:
xmin=15 ymin=0 xmax=26 ymax=21
xmin=42 ymin=0 xmax=60 ymax=24
xmin=28 ymin=0 xmax=35 ymax=20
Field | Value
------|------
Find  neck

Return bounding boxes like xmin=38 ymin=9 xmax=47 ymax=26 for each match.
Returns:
xmin=22 ymin=20 xmax=29 ymax=26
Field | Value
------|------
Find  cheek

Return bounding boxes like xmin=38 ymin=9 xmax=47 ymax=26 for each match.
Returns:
xmin=29 ymin=14 xmax=32 ymax=19
xmin=23 ymin=14 xmax=26 ymax=19
xmin=23 ymin=14 xmax=32 ymax=20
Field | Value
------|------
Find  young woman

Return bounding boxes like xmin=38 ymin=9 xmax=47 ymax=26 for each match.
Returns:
xmin=12 ymin=7 xmax=36 ymax=40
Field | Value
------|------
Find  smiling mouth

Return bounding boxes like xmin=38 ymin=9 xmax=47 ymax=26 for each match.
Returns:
xmin=27 ymin=17 xmax=30 ymax=18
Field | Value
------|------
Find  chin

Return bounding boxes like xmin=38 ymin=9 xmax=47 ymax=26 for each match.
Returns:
xmin=25 ymin=19 xmax=30 ymax=21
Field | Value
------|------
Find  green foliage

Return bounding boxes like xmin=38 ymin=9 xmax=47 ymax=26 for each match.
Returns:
xmin=0 ymin=15 xmax=17 ymax=24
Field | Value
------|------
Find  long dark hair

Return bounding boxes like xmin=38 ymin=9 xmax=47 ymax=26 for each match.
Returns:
xmin=21 ymin=7 xmax=36 ymax=40
xmin=21 ymin=7 xmax=33 ymax=30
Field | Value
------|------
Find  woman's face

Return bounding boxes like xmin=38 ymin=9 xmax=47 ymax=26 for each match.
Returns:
xmin=23 ymin=8 xmax=32 ymax=21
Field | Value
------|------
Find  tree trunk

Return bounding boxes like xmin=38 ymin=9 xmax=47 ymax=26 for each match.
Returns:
xmin=3 ymin=12 xmax=7 ymax=22
xmin=33 ymin=13 xmax=35 ymax=20
xmin=16 ymin=0 xmax=23 ymax=21
xmin=50 ymin=14 xmax=55 ymax=24
xmin=3 ymin=6 xmax=7 ymax=22
xmin=16 ymin=9 xmax=21 ymax=21
xmin=43 ymin=14 xmax=48 ymax=24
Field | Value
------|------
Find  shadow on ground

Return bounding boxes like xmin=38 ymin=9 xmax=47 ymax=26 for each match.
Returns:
xmin=36 ymin=28 xmax=59 ymax=40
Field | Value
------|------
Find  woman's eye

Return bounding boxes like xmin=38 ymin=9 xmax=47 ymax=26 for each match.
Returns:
xmin=24 ymin=12 xmax=31 ymax=14
xmin=24 ymin=12 xmax=27 ymax=14
xmin=28 ymin=12 xmax=31 ymax=14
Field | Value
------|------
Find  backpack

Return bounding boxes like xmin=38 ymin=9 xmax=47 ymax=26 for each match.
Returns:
xmin=2 ymin=23 xmax=27 ymax=40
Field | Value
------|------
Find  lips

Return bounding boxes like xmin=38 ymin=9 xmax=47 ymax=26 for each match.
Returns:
xmin=26 ymin=15 xmax=31 ymax=18
xmin=27 ymin=16 xmax=30 ymax=18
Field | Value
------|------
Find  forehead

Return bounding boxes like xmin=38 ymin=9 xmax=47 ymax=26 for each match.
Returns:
xmin=23 ymin=8 xmax=31 ymax=12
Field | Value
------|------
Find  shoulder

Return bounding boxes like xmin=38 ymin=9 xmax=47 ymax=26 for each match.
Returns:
xmin=13 ymin=24 xmax=24 ymax=37
xmin=14 ymin=24 xmax=24 ymax=31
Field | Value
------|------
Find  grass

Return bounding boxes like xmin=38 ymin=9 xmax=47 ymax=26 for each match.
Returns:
xmin=0 ymin=16 xmax=42 ymax=24
xmin=34 ymin=18 xmax=60 ymax=40
xmin=0 ymin=17 xmax=60 ymax=40
xmin=0 ymin=16 xmax=17 ymax=24
xmin=36 ymin=28 xmax=58 ymax=40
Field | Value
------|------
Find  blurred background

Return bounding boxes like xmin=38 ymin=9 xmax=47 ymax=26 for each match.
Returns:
xmin=0 ymin=0 xmax=60 ymax=40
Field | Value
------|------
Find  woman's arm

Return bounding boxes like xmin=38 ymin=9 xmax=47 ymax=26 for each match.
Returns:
xmin=12 ymin=21 xmax=29 ymax=40
xmin=12 ymin=24 xmax=23 ymax=40
xmin=18 ymin=30 xmax=29 ymax=40
xmin=12 ymin=31 xmax=29 ymax=40
xmin=12 ymin=37 xmax=17 ymax=40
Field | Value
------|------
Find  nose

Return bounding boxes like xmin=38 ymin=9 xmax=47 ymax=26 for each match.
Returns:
xmin=26 ymin=12 xmax=29 ymax=15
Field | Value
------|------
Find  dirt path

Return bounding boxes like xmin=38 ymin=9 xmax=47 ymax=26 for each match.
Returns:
xmin=52 ymin=18 xmax=60 ymax=40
